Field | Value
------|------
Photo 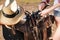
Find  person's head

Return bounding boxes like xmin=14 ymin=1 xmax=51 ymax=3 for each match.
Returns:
xmin=1 ymin=6 xmax=25 ymax=25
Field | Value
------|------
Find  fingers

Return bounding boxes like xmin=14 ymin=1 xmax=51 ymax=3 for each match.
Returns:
xmin=39 ymin=12 xmax=47 ymax=18
xmin=39 ymin=9 xmax=49 ymax=17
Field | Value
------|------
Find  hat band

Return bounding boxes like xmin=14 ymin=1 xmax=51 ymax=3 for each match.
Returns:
xmin=2 ymin=9 xmax=19 ymax=18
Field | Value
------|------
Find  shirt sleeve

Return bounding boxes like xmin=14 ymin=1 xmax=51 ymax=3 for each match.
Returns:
xmin=58 ymin=0 xmax=60 ymax=3
xmin=42 ymin=0 xmax=50 ymax=3
xmin=0 ymin=4 xmax=3 ymax=10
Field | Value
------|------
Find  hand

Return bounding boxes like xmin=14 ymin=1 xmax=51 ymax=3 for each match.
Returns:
xmin=40 ymin=9 xmax=50 ymax=17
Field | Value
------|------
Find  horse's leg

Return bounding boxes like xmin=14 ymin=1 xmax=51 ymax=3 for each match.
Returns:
xmin=43 ymin=28 xmax=47 ymax=40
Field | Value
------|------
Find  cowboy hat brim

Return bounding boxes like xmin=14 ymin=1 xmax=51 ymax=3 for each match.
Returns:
xmin=1 ymin=6 xmax=26 ymax=25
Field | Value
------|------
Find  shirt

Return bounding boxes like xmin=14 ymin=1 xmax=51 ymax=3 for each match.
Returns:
xmin=42 ymin=0 xmax=60 ymax=11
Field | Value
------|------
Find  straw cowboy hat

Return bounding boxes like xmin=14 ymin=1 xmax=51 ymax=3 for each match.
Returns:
xmin=1 ymin=6 xmax=25 ymax=25
xmin=0 ymin=0 xmax=26 ymax=25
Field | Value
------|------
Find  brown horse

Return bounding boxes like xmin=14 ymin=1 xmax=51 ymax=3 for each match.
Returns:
xmin=2 ymin=10 xmax=55 ymax=40
xmin=23 ymin=11 xmax=55 ymax=40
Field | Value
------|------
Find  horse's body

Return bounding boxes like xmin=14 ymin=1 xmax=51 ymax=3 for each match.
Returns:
xmin=12 ymin=11 xmax=54 ymax=40
xmin=2 ymin=10 xmax=55 ymax=40
xmin=12 ymin=11 xmax=55 ymax=40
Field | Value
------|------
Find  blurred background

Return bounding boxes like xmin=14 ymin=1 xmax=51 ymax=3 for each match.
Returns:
xmin=0 ymin=0 xmax=54 ymax=12
xmin=17 ymin=0 xmax=53 ymax=4
xmin=16 ymin=0 xmax=54 ymax=12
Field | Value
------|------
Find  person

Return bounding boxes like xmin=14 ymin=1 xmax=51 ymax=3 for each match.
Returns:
xmin=38 ymin=0 xmax=60 ymax=40
xmin=0 ymin=0 xmax=26 ymax=40
xmin=1 ymin=0 xmax=25 ymax=25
